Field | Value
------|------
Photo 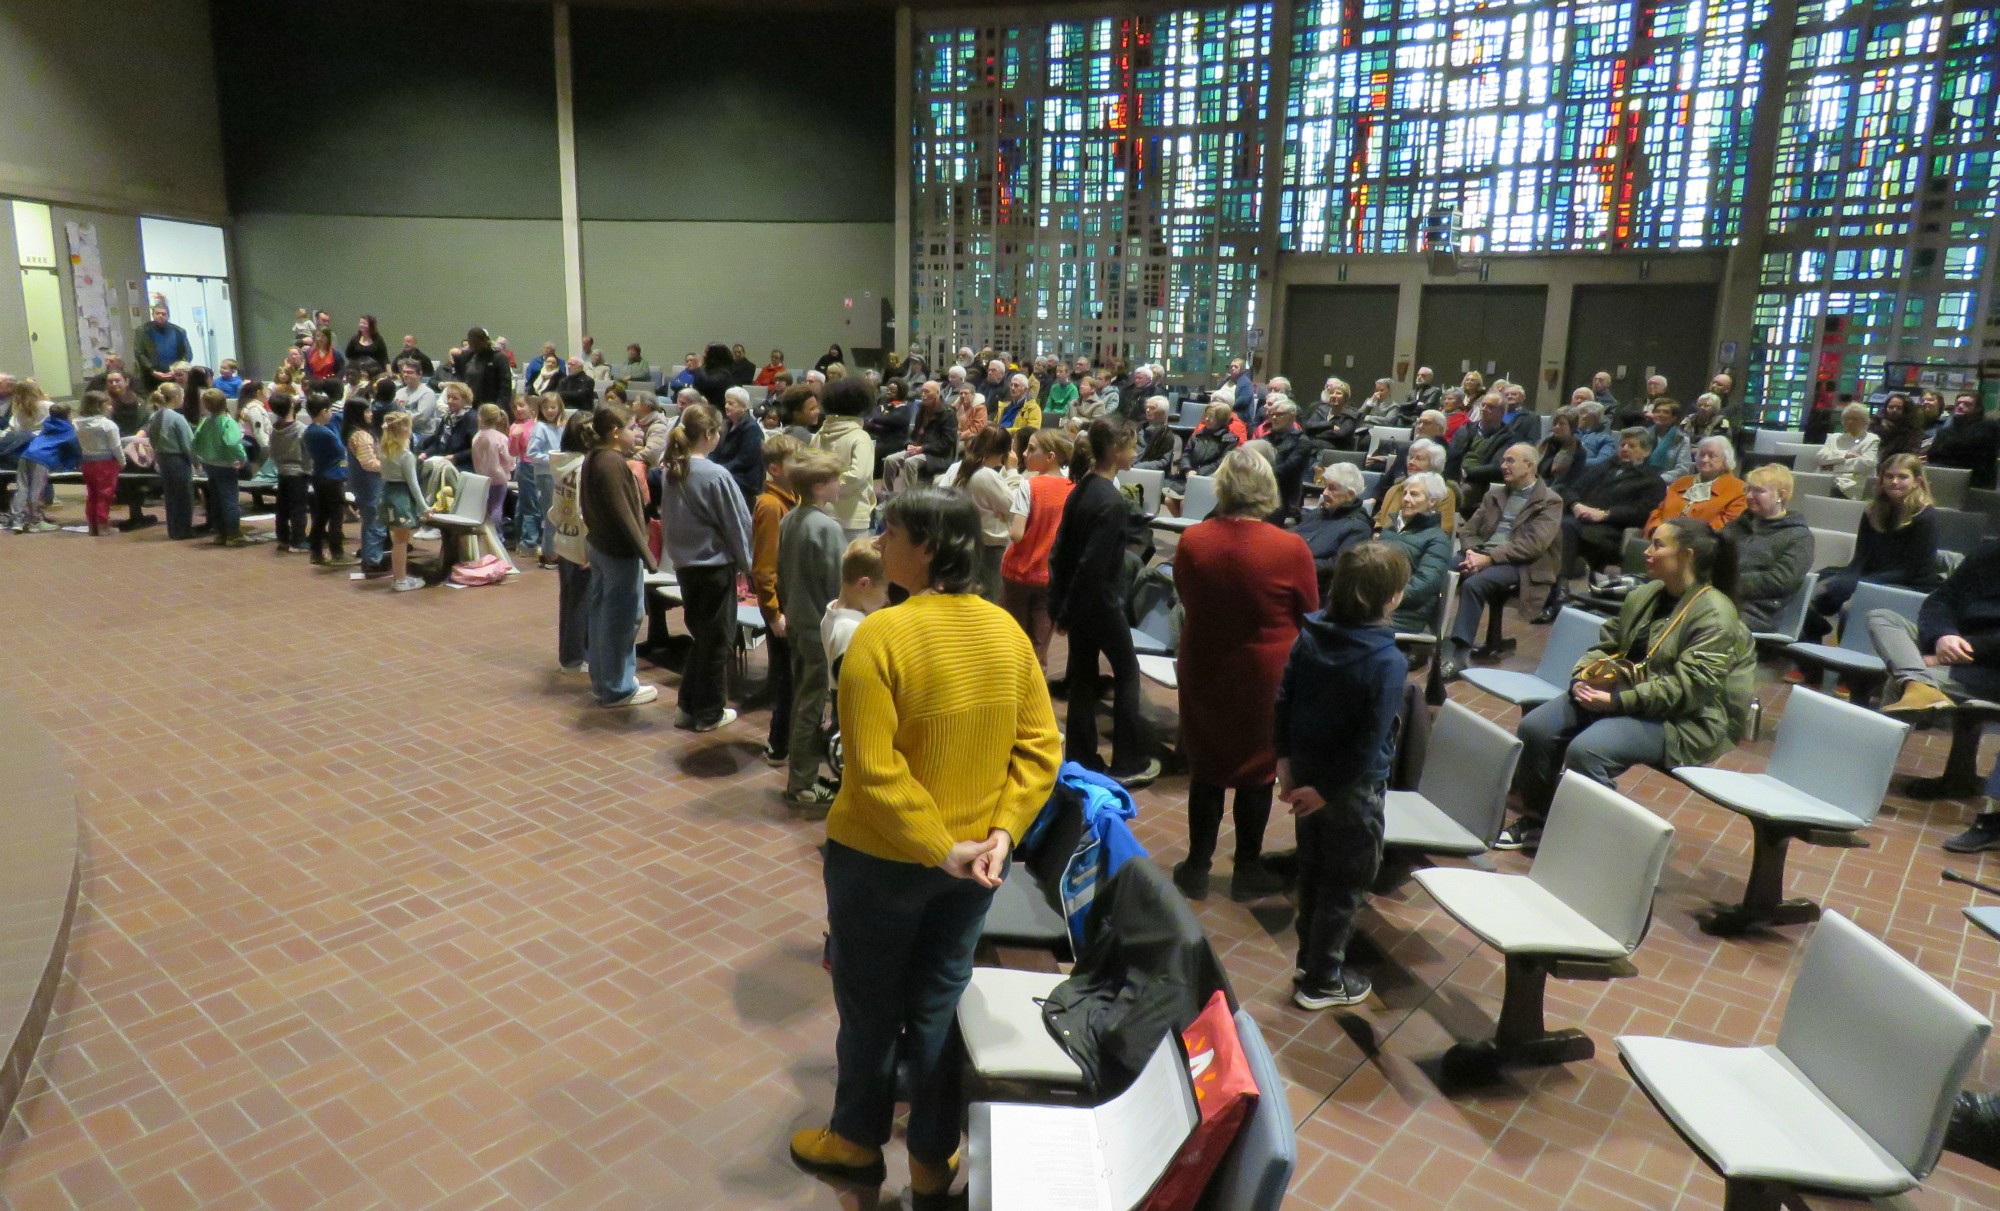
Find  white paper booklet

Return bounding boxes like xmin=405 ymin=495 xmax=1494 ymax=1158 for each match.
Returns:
xmin=983 ymin=1033 xmax=1200 ymax=1210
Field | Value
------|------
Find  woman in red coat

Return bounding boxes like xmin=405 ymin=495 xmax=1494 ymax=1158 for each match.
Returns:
xmin=1172 ymin=447 xmax=1320 ymax=901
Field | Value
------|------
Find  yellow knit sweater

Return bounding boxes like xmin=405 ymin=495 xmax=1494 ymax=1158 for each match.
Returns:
xmin=827 ymin=593 xmax=1063 ymax=867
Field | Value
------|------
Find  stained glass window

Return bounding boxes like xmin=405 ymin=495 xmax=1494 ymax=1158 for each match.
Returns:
xmin=1280 ymin=0 xmax=1771 ymax=254
xmin=1747 ymin=0 xmax=2000 ymax=424
xmin=910 ymin=6 xmax=1272 ymax=377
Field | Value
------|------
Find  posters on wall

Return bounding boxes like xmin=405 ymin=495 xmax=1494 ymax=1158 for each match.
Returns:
xmin=65 ymin=221 xmax=120 ymax=372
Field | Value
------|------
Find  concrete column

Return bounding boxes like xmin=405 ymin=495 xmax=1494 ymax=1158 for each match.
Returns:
xmin=552 ymin=3 xmax=585 ymax=353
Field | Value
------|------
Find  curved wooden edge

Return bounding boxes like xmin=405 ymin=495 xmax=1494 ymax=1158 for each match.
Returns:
xmin=0 ymin=689 xmax=83 ymax=1133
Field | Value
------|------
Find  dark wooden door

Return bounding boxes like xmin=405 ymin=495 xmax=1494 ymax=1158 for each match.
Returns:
xmin=1416 ymin=286 xmax=1547 ymax=389
xmin=1281 ymin=285 xmax=1399 ymax=388
xmin=1564 ymin=283 xmax=1718 ymax=406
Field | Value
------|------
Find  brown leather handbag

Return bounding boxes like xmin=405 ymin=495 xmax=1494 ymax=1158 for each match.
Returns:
xmin=1575 ymin=586 xmax=1711 ymax=694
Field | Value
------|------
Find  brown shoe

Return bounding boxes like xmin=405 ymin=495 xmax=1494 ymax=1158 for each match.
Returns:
xmin=909 ymin=1152 xmax=960 ymax=1198
xmin=1882 ymin=681 xmax=1954 ymax=718
xmin=788 ymin=1127 xmax=885 ymax=1185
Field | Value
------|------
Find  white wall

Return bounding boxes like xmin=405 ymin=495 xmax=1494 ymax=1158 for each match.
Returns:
xmin=0 ymin=0 xmax=227 ymax=219
xmin=580 ymin=222 xmax=895 ymax=371
xmin=0 ymin=205 xmax=31 ymax=375
xmin=231 ymin=214 xmax=568 ymax=376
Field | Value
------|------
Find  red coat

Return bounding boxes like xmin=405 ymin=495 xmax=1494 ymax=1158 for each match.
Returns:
xmin=1173 ymin=516 xmax=1319 ymax=787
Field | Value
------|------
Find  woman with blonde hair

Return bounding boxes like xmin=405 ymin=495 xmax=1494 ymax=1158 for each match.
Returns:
xmin=1170 ymin=447 xmax=1318 ymax=899
xmin=1723 ymin=463 xmax=1815 ymax=632
xmin=1815 ymin=401 xmax=1880 ymax=499
xmin=1802 ymin=452 xmax=1940 ymax=641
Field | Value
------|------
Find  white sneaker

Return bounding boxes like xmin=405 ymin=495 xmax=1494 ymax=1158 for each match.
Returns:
xmin=604 ymin=685 xmax=658 ymax=708
xmin=691 ymin=708 xmax=738 ymax=733
xmin=414 ymin=527 xmax=441 ymax=542
xmin=391 ymin=576 xmax=424 ymax=592
xmin=559 ymin=662 xmax=589 ymax=675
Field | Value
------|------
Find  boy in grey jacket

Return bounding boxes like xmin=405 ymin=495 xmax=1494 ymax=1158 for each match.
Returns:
xmin=776 ymin=449 xmax=849 ymax=811
xmin=268 ymin=394 xmax=312 ymax=552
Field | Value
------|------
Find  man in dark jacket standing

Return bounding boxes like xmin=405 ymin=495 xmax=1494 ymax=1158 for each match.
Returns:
xmin=134 ymin=303 xmax=192 ymax=387
xmin=1872 ymin=540 xmax=2000 ymax=849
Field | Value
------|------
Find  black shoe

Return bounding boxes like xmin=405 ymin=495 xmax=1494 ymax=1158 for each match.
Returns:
xmin=1229 ymin=861 xmax=1289 ymax=902
xmin=1471 ymin=639 xmax=1516 ymax=660
xmin=1172 ymin=860 xmax=1210 ymax=901
xmin=1943 ymin=813 xmax=2000 ymax=854
xmin=1493 ymin=821 xmax=1543 ymax=852
xmin=1530 ymin=599 xmax=1562 ymax=626
xmin=1293 ymin=969 xmax=1372 ymax=1010
xmin=762 ymin=742 xmax=787 ymax=767
xmin=1947 ymin=1092 xmax=2000 ymax=1168
xmin=1907 ymin=774 xmax=1985 ymax=801
xmin=1113 ymin=759 xmax=1161 ymax=790
xmin=1259 ymin=848 xmax=1298 ymax=879
xmin=1439 ymin=656 xmax=1465 ymax=682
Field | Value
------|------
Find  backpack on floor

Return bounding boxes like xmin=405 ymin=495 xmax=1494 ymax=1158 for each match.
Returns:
xmin=448 ymin=554 xmax=510 ymax=587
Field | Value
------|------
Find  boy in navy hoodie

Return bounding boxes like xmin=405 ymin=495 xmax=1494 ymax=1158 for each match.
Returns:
xmin=1275 ymin=540 xmax=1411 ymax=1010
xmin=15 ymin=403 xmax=81 ymax=533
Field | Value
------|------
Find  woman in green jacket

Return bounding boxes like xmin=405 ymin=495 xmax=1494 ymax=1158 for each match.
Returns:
xmin=1495 ymin=516 xmax=1755 ymax=851
xmin=1380 ymin=470 xmax=1453 ymax=635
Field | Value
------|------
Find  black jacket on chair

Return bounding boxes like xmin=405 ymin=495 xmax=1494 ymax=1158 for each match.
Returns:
xmin=1039 ymin=859 xmax=1234 ymax=1097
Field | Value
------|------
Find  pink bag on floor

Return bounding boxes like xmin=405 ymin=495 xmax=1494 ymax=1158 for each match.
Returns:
xmin=449 ymin=554 xmax=511 ymax=586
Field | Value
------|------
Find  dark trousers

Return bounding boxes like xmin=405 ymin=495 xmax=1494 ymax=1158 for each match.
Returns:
xmin=1803 ymin=570 xmax=1865 ymax=642
xmin=557 ymin=558 xmax=590 ymax=669
xmin=767 ymin=632 xmax=795 ymax=755
xmin=1185 ymin=780 xmax=1273 ymax=870
xmin=1450 ymin=562 xmax=1523 ymax=649
xmin=787 ymin=627 xmax=831 ymax=794
xmin=677 ymin=563 xmax=736 ymax=726
xmin=158 ymin=454 xmax=194 ymax=539
xmin=309 ymin=476 xmax=346 ymax=559
xmin=825 ymin=840 xmax=993 ymax=1163
xmin=202 ymin=464 xmax=241 ymax=538
xmin=275 ymin=475 xmax=310 ymax=547
xmin=1063 ymin=613 xmax=1147 ymax=776
xmin=1559 ymin=515 xmax=1625 ymax=578
xmin=1514 ymin=694 xmax=1668 ymax=823
xmin=1295 ymin=789 xmax=1385 ymax=983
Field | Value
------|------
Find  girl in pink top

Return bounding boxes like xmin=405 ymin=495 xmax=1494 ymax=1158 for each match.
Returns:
xmin=471 ymin=404 xmax=518 ymax=532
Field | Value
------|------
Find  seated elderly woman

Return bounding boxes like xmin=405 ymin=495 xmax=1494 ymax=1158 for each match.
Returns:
xmin=1814 ymin=401 xmax=1880 ymax=500
xmin=1297 ymin=460 xmax=1373 ymax=597
xmin=1723 ymin=463 xmax=1815 ymax=633
xmin=1645 ymin=435 xmax=1747 ymax=536
xmin=1373 ymin=436 xmax=1458 ymax=534
xmin=1379 ymin=470 xmax=1454 ymax=637
xmin=1575 ymin=400 xmax=1617 ymax=465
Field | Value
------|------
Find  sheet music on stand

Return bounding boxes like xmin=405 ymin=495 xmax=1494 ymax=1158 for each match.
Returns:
xmin=973 ymin=1032 xmax=1201 ymax=1211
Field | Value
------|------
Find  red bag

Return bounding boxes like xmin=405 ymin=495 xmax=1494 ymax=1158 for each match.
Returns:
xmin=1137 ymin=991 xmax=1259 ymax=1211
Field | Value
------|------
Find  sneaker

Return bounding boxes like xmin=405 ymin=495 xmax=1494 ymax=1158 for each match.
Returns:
xmin=222 ymin=535 xmax=251 ymax=548
xmin=692 ymin=708 xmax=738 ymax=733
xmin=326 ymin=555 xmax=360 ymax=568
xmin=289 ymin=545 xmax=311 ymax=554
xmin=1113 ymin=758 xmax=1162 ymax=790
xmin=414 ymin=527 xmax=440 ymax=542
xmin=1882 ymin=681 xmax=1955 ymax=718
xmin=1229 ymin=860 xmax=1290 ymax=902
xmin=27 ymin=521 xmax=59 ymax=534
xmin=788 ymin=1127 xmax=885 ymax=1186
xmin=391 ymin=576 xmax=424 ymax=592
xmin=1493 ymin=821 xmax=1543 ymax=852
xmin=558 ymin=662 xmax=589 ymax=675
xmin=1172 ymin=860 xmax=1211 ymax=901
xmin=761 ymin=742 xmax=788 ymax=767
xmin=1293 ymin=969 xmax=1373 ymax=1010
xmin=603 ymin=685 xmax=659 ymax=709
xmin=1943 ymin=812 xmax=2000 ymax=854
xmin=785 ymin=783 xmax=837 ymax=810
xmin=673 ymin=709 xmax=696 ymax=729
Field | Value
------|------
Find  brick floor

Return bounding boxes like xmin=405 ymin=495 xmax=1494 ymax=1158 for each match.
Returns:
xmin=0 ymin=499 xmax=1997 ymax=1210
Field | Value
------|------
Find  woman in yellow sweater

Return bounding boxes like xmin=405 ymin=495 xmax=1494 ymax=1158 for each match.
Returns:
xmin=789 ymin=488 xmax=1063 ymax=1199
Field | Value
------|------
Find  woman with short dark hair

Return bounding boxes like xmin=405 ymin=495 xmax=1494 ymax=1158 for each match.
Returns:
xmin=790 ymin=487 xmax=1062 ymax=1199
xmin=1049 ymin=418 xmax=1159 ymax=787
